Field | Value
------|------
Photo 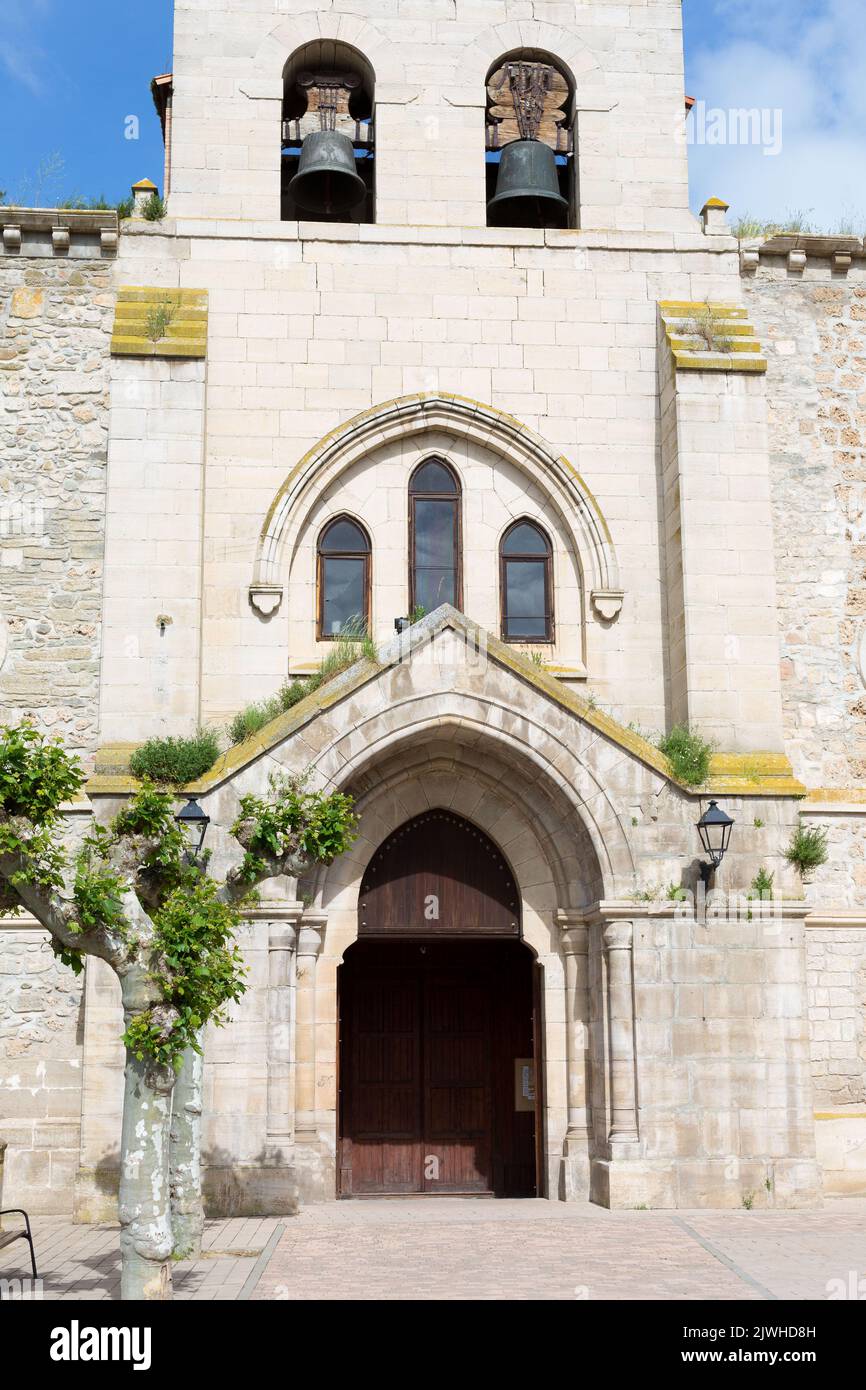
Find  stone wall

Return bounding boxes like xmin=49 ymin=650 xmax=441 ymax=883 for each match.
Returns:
xmin=0 ymin=252 xmax=115 ymax=764
xmin=806 ymin=924 xmax=866 ymax=1194
xmin=0 ymin=921 xmax=84 ymax=1213
xmin=744 ymin=258 xmax=866 ymax=790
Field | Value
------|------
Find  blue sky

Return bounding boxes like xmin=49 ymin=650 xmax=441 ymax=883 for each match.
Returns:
xmin=0 ymin=1 xmax=862 ymax=228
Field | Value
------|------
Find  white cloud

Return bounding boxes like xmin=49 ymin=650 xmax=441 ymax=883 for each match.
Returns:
xmin=687 ymin=1 xmax=866 ymax=228
xmin=0 ymin=0 xmax=52 ymax=95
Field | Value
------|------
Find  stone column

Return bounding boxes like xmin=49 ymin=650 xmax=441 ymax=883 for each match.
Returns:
xmin=603 ymin=921 xmax=640 ymax=1149
xmin=294 ymin=914 xmax=326 ymax=1144
xmin=265 ymin=918 xmax=299 ymax=1158
xmin=558 ymin=912 xmax=592 ymax=1198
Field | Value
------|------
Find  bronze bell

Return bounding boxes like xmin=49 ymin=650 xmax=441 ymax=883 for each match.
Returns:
xmin=487 ymin=139 xmax=568 ymax=226
xmin=289 ymin=130 xmax=367 ymax=216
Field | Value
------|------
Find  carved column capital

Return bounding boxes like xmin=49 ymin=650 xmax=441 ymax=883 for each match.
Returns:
xmin=298 ymin=913 xmax=327 ymax=960
xmin=557 ymin=910 xmax=589 ymax=955
xmin=602 ymin=920 xmax=634 ymax=954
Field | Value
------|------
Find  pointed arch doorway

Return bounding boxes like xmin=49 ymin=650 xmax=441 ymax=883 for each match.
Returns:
xmin=338 ymin=812 xmax=542 ymax=1198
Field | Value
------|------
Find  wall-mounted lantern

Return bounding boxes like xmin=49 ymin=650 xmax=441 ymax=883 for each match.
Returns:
xmin=175 ymin=796 xmax=210 ymax=859
xmin=696 ymin=799 xmax=734 ymax=886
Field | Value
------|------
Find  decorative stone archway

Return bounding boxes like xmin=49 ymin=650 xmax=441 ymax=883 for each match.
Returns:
xmin=248 ymin=394 xmax=623 ymax=623
xmin=307 ymin=741 xmax=606 ymax=1205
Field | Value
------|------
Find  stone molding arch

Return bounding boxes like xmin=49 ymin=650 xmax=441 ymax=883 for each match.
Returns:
xmin=253 ymin=10 xmax=406 ymax=93
xmin=249 ymin=394 xmax=623 ymax=618
xmin=287 ymin=693 xmax=635 ymax=894
xmin=312 ymin=747 xmax=593 ymax=922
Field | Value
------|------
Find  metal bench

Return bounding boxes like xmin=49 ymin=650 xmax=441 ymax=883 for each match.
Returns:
xmin=0 ymin=1210 xmax=38 ymax=1287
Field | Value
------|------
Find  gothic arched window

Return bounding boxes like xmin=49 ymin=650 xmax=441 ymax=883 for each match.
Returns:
xmin=409 ymin=459 xmax=462 ymax=615
xmin=500 ymin=519 xmax=553 ymax=641
xmin=317 ymin=516 xmax=371 ymax=639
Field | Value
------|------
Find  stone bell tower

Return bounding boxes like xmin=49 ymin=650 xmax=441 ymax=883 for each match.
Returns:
xmin=167 ymin=0 xmax=695 ymax=232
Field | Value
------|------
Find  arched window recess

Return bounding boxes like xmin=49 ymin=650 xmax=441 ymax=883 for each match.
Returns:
xmin=408 ymin=458 xmax=462 ymax=617
xmin=500 ymin=518 xmax=554 ymax=643
xmin=485 ymin=54 xmax=575 ymax=230
xmin=317 ymin=515 xmax=371 ymax=640
xmin=281 ymin=43 xmax=375 ymax=224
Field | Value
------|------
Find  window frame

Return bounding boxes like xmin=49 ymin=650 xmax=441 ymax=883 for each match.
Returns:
xmin=316 ymin=514 xmax=372 ymax=642
xmin=499 ymin=518 xmax=555 ymax=644
xmin=408 ymin=457 xmax=463 ymax=616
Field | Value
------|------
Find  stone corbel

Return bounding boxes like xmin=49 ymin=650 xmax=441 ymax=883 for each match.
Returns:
xmin=833 ymin=251 xmax=853 ymax=274
xmin=101 ymin=228 xmax=119 ymax=257
xmin=591 ymin=589 xmax=624 ymax=622
xmin=2 ymin=225 xmax=21 ymax=254
xmin=740 ymin=247 xmax=760 ymax=274
xmin=249 ymin=583 xmax=283 ymax=617
xmin=788 ymin=249 xmax=807 ymax=273
xmin=52 ymin=227 xmax=71 ymax=255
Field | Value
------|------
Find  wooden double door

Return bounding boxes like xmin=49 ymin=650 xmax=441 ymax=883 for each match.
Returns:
xmin=339 ymin=939 xmax=538 ymax=1197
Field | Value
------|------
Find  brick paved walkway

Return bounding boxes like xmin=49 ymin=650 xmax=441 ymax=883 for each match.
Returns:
xmin=3 ymin=1200 xmax=864 ymax=1301
xmin=253 ymin=1198 xmax=866 ymax=1302
xmin=0 ymin=1216 xmax=284 ymax=1301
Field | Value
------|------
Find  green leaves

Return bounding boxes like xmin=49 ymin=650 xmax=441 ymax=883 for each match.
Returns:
xmin=73 ymin=853 xmax=126 ymax=934
xmin=0 ymin=724 xmax=83 ymax=823
xmin=231 ymin=773 xmax=358 ymax=884
xmin=122 ymin=878 xmax=248 ymax=1066
xmin=784 ymin=825 xmax=829 ymax=879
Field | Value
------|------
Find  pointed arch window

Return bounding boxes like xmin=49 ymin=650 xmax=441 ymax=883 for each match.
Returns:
xmin=409 ymin=459 xmax=462 ymax=615
xmin=500 ymin=519 xmax=553 ymax=642
xmin=317 ymin=516 xmax=371 ymax=639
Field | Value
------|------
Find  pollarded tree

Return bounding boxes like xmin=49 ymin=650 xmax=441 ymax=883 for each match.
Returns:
xmin=0 ymin=725 xmax=357 ymax=1300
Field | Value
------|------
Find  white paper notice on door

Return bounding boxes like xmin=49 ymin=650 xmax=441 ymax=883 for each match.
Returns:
xmin=514 ymin=1058 xmax=535 ymax=1111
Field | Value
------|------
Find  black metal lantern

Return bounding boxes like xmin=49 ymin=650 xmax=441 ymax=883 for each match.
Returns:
xmin=696 ymin=799 xmax=734 ymax=884
xmin=175 ymin=797 xmax=210 ymax=857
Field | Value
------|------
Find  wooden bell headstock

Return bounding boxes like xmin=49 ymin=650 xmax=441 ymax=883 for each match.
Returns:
xmin=284 ymin=70 xmax=372 ymax=146
xmin=486 ymin=61 xmax=572 ymax=153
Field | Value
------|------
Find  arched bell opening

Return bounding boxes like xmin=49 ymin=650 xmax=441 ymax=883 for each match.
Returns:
xmin=281 ymin=41 xmax=375 ymax=223
xmin=339 ymin=811 xmax=543 ymax=1199
xmin=485 ymin=50 xmax=577 ymax=230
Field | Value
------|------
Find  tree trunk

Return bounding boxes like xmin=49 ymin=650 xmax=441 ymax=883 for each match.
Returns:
xmin=118 ymin=978 xmax=175 ymax=1301
xmin=169 ymin=1031 xmax=205 ymax=1259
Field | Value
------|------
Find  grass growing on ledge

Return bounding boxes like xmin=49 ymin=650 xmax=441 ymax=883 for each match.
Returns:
xmin=657 ymin=725 xmax=713 ymax=787
xmin=145 ymin=296 xmax=178 ymax=343
xmin=129 ymin=729 xmax=221 ymax=786
xmin=141 ymin=193 xmax=168 ymax=222
xmin=731 ymin=208 xmax=866 ymax=239
xmin=681 ymin=307 xmax=733 ymax=354
xmin=227 ymin=627 xmax=378 ymax=747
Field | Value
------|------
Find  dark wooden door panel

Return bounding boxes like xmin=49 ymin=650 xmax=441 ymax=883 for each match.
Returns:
xmin=359 ymin=812 xmax=520 ymax=936
xmin=340 ymin=941 xmax=537 ymax=1198
xmin=344 ymin=970 xmax=422 ymax=1194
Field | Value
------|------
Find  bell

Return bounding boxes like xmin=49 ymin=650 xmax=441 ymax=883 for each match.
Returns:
xmin=289 ymin=130 xmax=367 ymax=216
xmin=487 ymin=139 xmax=568 ymax=226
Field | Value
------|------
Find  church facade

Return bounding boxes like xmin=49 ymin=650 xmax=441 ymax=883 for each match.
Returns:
xmin=1 ymin=0 xmax=865 ymax=1217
